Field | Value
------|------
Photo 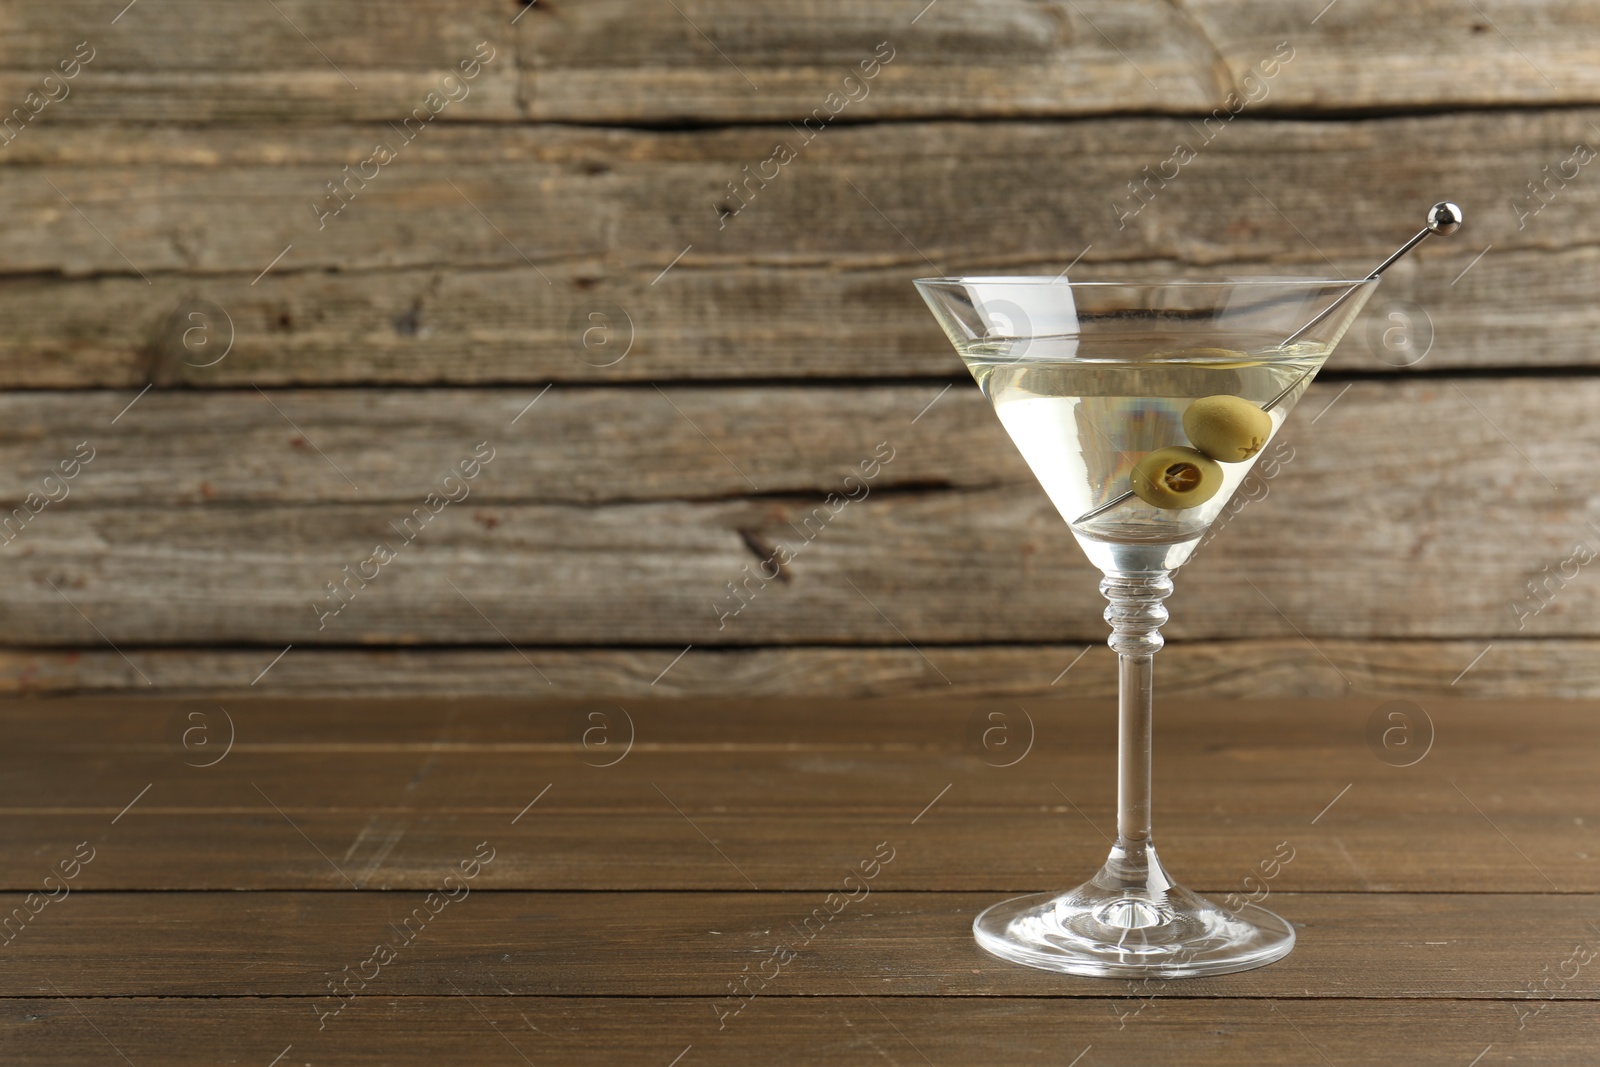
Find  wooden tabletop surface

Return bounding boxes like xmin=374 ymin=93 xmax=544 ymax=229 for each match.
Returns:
xmin=2 ymin=696 xmax=1596 ymax=1064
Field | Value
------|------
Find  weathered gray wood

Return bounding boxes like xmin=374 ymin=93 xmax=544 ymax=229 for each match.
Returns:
xmin=523 ymin=0 xmax=1600 ymax=120
xmin=0 ymin=113 xmax=1588 ymax=279
xmin=4 ymin=998 xmax=1590 ymax=1066
xmin=7 ymin=1 xmax=1600 ymax=126
xmin=0 ymin=1 xmax=519 ymax=122
xmin=0 ymin=384 xmax=994 ymax=505
xmin=1 ymin=244 xmax=1593 ymax=387
xmin=3 ymin=639 xmax=1595 ymax=700
xmin=0 ymin=379 xmax=1591 ymax=645
xmin=0 ymin=377 xmax=1587 ymax=507
xmin=521 ymin=0 xmax=1217 ymax=121
xmin=1185 ymin=0 xmax=1600 ymax=112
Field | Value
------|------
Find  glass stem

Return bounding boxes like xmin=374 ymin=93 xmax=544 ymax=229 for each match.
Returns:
xmin=1117 ymin=652 xmax=1154 ymax=842
xmin=1100 ymin=572 xmax=1174 ymax=848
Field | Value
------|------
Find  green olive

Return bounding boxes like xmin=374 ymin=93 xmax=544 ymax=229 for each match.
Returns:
xmin=1183 ymin=394 xmax=1272 ymax=463
xmin=1129 ymin=446 xmax=1223 ymax=510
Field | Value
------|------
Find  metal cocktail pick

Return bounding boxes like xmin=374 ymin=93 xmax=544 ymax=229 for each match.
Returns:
xmin=1073 ymin=201 xmax=1464 ymax=525
xmin=1279 ymin=201 xmax=1463 ymax=348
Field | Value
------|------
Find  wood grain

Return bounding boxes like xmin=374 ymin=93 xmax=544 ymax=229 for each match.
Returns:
xmin=0 ymin=490 xmax=1567 ymax=643
xmin=3 ymin=245 xmax=1596 ymax=388
xmin=9 ymin=729 xmax=1593 ymax=819
xmin=0 ymin=111 xmax=1591 ymax=388
xmin=5 ymin=4 xmax=1594 ymax=1061
xmin=2 ymin=639 xmax=1598 ymax=701
xmin=522 ymin=0 xmax=1600 ymax=121
xmin=4 ymin=808 xmax=1590 ymax=893
xmin=6 ymin=701 xmax=1595 ymax=813
xmin=0 ymin=378 xmax=1585 ymax=506
xmin=11 ymin=1 xmax=1600 ymax=124
xmin=0 ymin=1 xmax=520 ymax=122
xmin=0 ymin=818 xmax=1583 ymax=922
xmin=2 ymin=891 xmax=1594 ymax=998
xmin=4 ymin=998 xmax=1590 ymax=1067
xmin=4 ymin=695 xmax=1592 ymax=1062
xmin=0 ymin=379 xmax=1591 ymax=646
xmin=0 ymin=698 xmax=1591 ymax=893
xmin=0 ymin=384 xmax=1000 ymax=505
xmin=9 ymin=694 xmax=1592 ymax=746
xmin=0 ymin=114 xmax=1584 ymax=279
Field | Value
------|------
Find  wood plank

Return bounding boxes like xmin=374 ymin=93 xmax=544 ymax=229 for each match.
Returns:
xmin=3 ymin=639 xmax=1598 ymax=701
xmin=0 ymin=113 xmax=1587 ymax=279
xmin=1 ymin=891 xmax=1594 ymax=998
xmin=6 ymin=713 xmax=1592 ymax=815
xmin=0 ymin=1 xmax=519 ymax=122
xmin=10 ymin=1 xmax=1600 ymax=126
xmin=4 ymin=808 xmax=1590 ymax=893
xmin=0 ymin=378 xmax=1585 ymax=507
xmin=521 ymin=0 xmax=1218 ymax=122
xmin=3 ymin=702 xmax=1593 ymax=813
xmin=1184 ymin=0 xmax=1600 ymax=112
xmin=0 ymin=384 xmax=992 ymax=506
xmin=522 ymin=0 xmax=1600 ymax=121
xmin=9 ymin=694 xmax=1595 ymax=747
xmin=4 ymin=691 xmax=1591 ymax=1062
xmin=2 ymin=112 xmax=1594 ymax=384
xmin=4 ymin=244 xmax=1595 ymax=388
xmin=4 ymin=998 xmax=1590 ymax=1067
xmin=0 ymin=379 xmax=1592 ymax=645
xmin=0 ymin=698 xmax=1591 ymax=892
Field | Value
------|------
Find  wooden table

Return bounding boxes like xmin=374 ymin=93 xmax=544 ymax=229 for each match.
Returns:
xmin=2 ymin=697 xmax=1595 ymax=1064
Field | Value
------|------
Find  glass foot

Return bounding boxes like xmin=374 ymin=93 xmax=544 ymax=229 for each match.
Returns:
xmin=973 ymin=842 xmax=1295 ymax=978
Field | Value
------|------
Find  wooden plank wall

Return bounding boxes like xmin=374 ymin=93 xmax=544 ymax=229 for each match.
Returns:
xmin=1 ymin=0 xmax=1597 ymax=699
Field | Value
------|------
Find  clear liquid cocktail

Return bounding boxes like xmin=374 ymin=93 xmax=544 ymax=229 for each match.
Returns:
xmin=916 ymin=279 xmax=1376 ymax=977
xmin=961 ymin=335 xmax=1328 ymax=573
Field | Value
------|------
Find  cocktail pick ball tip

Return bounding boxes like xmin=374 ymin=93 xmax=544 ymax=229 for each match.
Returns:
xmin=1428 ymin=202 xmax=1463 ymax=235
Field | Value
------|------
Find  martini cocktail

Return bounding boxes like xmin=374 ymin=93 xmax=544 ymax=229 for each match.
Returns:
xmin=915 ymin=277 xmax=1378 ymax=977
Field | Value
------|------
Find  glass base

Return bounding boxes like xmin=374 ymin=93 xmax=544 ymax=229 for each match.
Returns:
xmin=972 ymin=841 xmax=1295 ymax=978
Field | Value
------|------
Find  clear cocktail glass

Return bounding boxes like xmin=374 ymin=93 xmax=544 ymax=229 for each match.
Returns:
xmin=915 ymin=277 xmax=1379 ymax=977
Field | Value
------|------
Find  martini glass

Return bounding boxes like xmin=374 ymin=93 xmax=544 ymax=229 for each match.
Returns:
xmin=914 ymin=276 xmax=1379 ymax=977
